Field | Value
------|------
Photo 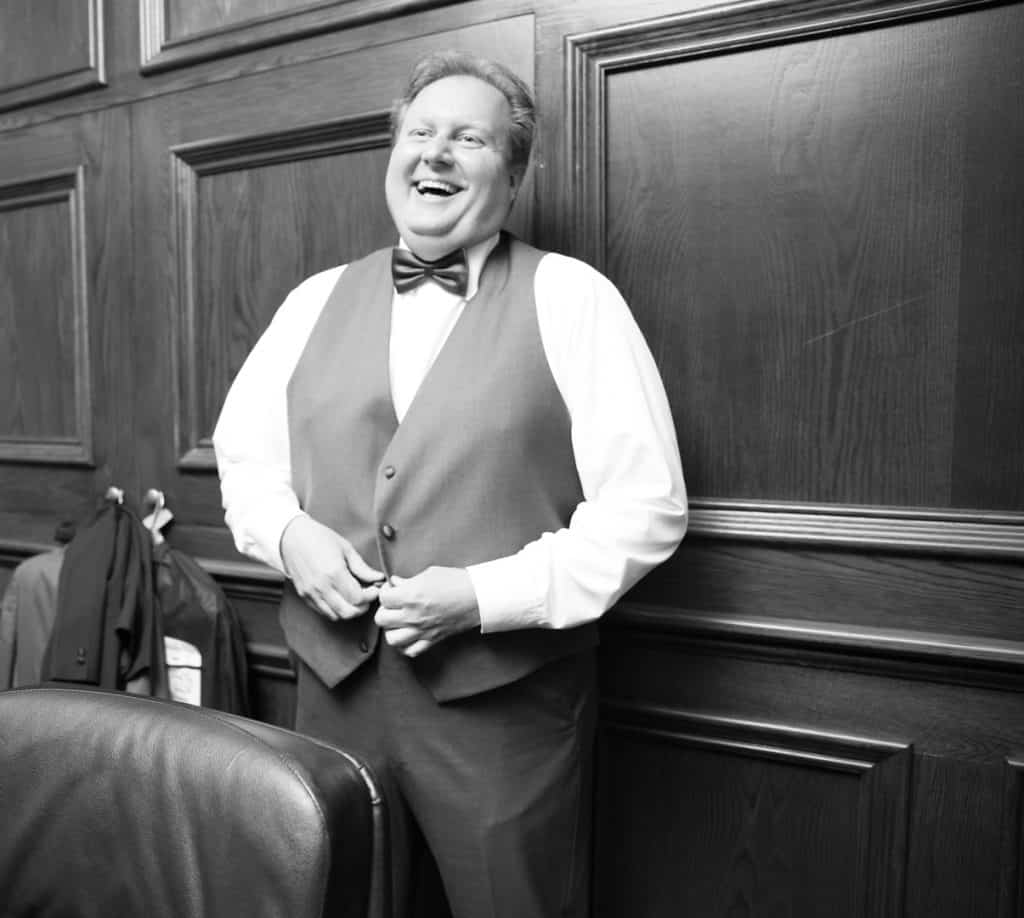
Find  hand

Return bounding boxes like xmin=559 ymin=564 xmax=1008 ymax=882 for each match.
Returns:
xmin=280 ymin=515 xmax=385 ymax=621
xmin=375 ymin=566 xmax=481 ymax=657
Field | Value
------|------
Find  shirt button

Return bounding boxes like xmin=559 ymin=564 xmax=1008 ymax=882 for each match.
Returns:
xmin=383 ymin=465 xmax=396 ymax=479
xmin=380 ymin=523 xmax=395 ymax=540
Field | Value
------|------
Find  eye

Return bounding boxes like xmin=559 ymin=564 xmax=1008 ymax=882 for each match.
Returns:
xmin=457 ymin=132 xmax=483 ymax=146
xmin=408 ymin=127 xmax=432 ymax=139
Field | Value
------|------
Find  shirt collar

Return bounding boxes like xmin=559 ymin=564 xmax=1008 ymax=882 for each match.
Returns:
xmin=396 ymin=233 xmax=500 ymax=301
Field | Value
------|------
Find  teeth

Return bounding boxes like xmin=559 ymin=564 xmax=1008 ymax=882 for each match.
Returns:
xmin=416 ymin=180 xmax=458 ymax=195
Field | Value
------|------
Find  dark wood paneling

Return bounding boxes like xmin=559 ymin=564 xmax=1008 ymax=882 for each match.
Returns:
xmin=1001 ymin=757 xmax=1024 ymax=918
xmin=0 ymin=106 xmax=135 ymax=524
xmin=594 ymin=701 xmax=910 ymax=917
xmin=141 ymin=0 xmax=467 ymax=73
xmin=567 ymin=0 xmax=1024 ymax=514
xmin=0 ymin=0 xmax=105 ymax=113
xmin=904 ymin=755 xmax=1005 ymax=917
xmin=170 ymin=113 xmax=394 ymax=469
xmin=950 ymin=3 xmax=1024 ymax=511
xmin=0 ymin=168 xmax=91 ymax=464
xmin=631 ymin=539 xmax=1024 ymax=645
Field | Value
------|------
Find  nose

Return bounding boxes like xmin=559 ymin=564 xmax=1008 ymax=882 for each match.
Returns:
xmin=421 ymin=135 xmax=453 ymax=165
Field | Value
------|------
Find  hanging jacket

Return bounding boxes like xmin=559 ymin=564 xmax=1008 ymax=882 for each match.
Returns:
xmin=153 ymin=542 xmax=250 ymax=716
xmin=42 ymin=498 xmax=167 ymax=696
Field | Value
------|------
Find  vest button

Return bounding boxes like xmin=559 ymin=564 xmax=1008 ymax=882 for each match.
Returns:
xmin=383 ymin=465 xmax=396 ymax=479
xmin=359 ymin=639 xmax=369 ymax=653
xmin=380 ymin=523 xmax=395 ymax=540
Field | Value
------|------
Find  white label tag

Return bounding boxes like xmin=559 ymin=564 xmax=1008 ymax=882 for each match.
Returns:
xmin=164 ymin=635 xmax=202 ymax=706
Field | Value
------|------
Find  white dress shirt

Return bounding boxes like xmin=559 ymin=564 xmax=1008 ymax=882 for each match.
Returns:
xmin=212 ymin=234 xmax=687 ymax=633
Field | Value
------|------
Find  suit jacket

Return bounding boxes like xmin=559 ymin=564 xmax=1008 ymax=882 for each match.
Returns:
xmin=43 ymin=499 xmax=166 ymax=695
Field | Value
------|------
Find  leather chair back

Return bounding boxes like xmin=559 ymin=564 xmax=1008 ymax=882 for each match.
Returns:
xmin=0 ymin=687 xmax=387 ymax=918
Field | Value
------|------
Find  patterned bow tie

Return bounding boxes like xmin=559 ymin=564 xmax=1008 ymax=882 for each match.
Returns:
xmin=391 ymin=247 xmax=469 ymax=297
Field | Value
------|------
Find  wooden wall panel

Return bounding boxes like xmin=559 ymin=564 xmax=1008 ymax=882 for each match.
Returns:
xmin=0 ymin=168 xmax=91 ymax=464
xmin=1001 ymin=758 xmax=1024 ymax=918
xmin=594 ymin=702 xmax=910 ymax=917
xmin=0 ymin=105 xmax=134 ymax=526
xmin=170 ymin=113 xmax=394 ymax=469
xmin=141 ymin=0 xmax=466 ymax=73
xmin=903 ymin=755 xmax=1005 ymax=917
xmin=567 ymin=0 xmax=1024 ymax=515
xmin=0 ymin=0 xmax=105 ymax=113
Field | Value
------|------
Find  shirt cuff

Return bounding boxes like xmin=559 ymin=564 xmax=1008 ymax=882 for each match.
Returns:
xmin=466 ymin=555 xmax=547 ymax=633
xmin=237 ymin=503 xmax=307 ymax=574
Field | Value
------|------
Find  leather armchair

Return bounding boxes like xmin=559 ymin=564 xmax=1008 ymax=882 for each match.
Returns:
xmin=0 ymin=687 xmax=388 ymax=918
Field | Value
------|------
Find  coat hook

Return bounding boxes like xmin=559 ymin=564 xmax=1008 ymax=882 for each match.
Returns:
xmin=144 ymin=488 xmax=165 ymax=513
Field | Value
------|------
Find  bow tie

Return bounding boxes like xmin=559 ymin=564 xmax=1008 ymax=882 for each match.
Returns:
xmin=391 ymin=247 xmax=469 ymax=297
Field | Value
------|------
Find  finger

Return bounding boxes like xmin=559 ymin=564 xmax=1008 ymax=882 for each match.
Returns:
xmin=382 ymin=626 xmax=420 ymax=649
xmin=374 ymin=605 xmax=406 ymax=629
xmin=376 ymin=583 xmax=406 ymax=610
xmin=319 ymin=585 xmax=364 ymax=620
xmin=304 ymin=591 xmax=339 ymax=621
xmin=401 ymin=639 xmax=432 ymax=658
xmin=342 ymin=544 xmax=385 ymax=584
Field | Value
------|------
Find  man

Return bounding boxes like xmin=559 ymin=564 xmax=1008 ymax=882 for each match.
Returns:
xmin=213 ymin=50 xmax=687 ymax=917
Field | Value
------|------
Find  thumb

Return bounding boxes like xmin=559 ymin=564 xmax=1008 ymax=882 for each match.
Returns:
xmin=342 ymin=544 xmax=385 ymax=583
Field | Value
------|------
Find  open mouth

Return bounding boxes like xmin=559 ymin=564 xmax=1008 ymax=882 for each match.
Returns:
xmin=415 ymin=180 xmax=461 ymax=198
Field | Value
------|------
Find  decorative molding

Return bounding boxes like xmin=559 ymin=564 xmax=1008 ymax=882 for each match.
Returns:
xmin=689 ymin=499 xmax=1024 ymax=559
xmin=0 ymin=167 xmax=94 ymax=466
xmin=566 ymin=0 xmax=1021 ymax=561
xmin=601 ymin=698 xmax=909 ymax=771
xmin=139 ymin=0 xmax=461 ymax=74
xmin=600 ymin=699 xmax=911 ymax=914
xmin=608 ymin=602 xmax=1024 ymax=690
xmin=566 ymin=0 xmax=1002 ymax=272
xmin=1001 ymin=756 xmax=1024 ymax=918
xmin=169 ymin=112 xmax=392 ymax=470
xmin=246 ymin=641 xmax=295 ymax=681
xmin=0 ymin=0 xmax=105 ymax=113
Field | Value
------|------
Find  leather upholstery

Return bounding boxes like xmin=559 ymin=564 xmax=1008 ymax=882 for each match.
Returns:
xmin=0 ymin=687 xmax=386 ymax=918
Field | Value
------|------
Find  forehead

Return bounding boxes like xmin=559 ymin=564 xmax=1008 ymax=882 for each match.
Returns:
xmin=403 ymin=75 xmax=511 ymax=128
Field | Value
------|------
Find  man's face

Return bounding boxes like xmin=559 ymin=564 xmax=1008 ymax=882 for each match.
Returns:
xmin=385 ymin=74 xmax=520 ymax=261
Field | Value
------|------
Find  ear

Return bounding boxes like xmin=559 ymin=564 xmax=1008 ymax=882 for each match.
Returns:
xmin=509 ymin=169 xmax=522 ymax=201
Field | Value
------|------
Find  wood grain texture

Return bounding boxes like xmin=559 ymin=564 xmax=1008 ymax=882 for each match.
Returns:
xmin=631 ymin=539 xmax=1024 ymax=643
xmin=0 ymin=171 xmax=85 ymax=456
xmin=569 ymin=0 xmax=1024 ymax=514
xmin=1000 ymin=758 xmax=1024 ymax=918
xmin=594 ymin=701 xmax=910 ymax=917
xmin=171 ymin=113 xmax=394 ymax=468
xmin=142 ymin=0 xmax=467 ymax=73
xmin=0 ymin=0 xmax=104 ymax=112
xmin=903 ymin=755 xmax=1005 ymax=917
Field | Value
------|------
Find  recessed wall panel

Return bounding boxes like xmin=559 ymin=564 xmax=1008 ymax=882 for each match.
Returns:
xmin=0 ymin=0 xmax=104 ymax=112
xmin=0 ymin=170 xmax=92 ymax=464
xmin=573 ymin=1 xmax=1024 ymax=515
xmin=172 ymin=116 xmax=395 ymax=468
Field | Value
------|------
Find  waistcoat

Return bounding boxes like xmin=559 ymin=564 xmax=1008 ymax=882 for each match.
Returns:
xmin=282 ymin=233 xmax=597 ymax=702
